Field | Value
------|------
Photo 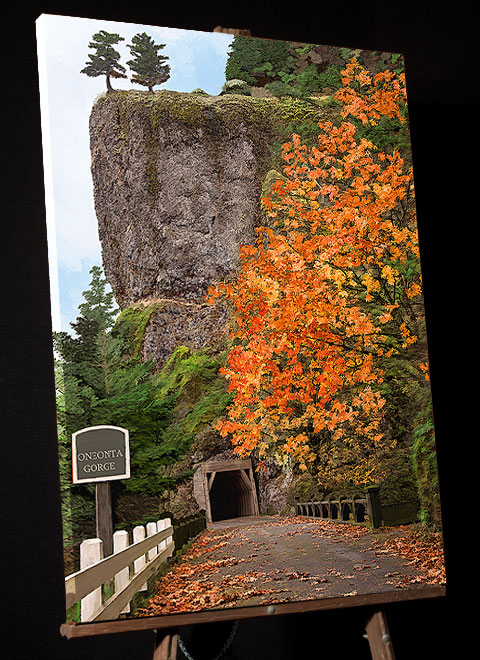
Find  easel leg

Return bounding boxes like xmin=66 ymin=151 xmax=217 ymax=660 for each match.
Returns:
xmin=365 ymin=610 xmax=396 ymax=660
xmin=153 ymin=628 xmax=178 ymax=660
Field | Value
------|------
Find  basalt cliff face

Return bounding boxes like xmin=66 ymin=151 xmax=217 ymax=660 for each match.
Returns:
xmin=90 ymin=90 xmax=284 ymax=367
xmin=89 ymin=90 xmax=330 ymax=516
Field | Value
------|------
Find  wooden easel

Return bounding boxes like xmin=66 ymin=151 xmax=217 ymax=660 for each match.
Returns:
xmin=364 ymin=610 xmax=396 ymax=659
xmin=153 ymin=628 xmax=179 ymax=660
xmin=152 ymin=610 xmax=395 ymax=659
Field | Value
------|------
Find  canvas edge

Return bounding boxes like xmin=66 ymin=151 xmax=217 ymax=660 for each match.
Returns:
xmin=60 ymin=584 xmax=446 ymax=638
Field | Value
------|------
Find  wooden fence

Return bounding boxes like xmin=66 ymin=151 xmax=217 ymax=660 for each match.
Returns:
xmin=65 ymin=511 xmax=206 ymax=622
xmin=172 ymin=513 xmax=207 ymax=550
xmin=295 ymin=487 xmax=419 ymax=528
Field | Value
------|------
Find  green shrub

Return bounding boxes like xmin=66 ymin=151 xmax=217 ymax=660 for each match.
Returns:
xmin=221 ymin=78 xmax=252 ymax=96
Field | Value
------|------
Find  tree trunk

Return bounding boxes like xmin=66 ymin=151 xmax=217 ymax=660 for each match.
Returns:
xmin=106 ymin=74 xmax=113 ymax=93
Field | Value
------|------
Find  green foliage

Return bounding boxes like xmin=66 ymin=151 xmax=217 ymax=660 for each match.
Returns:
xmin=53 ymin=266 xmax=121 ymax=430
xmin=295 ymin=44 xmax=315 ymax=57
xmin=225 ymin=35 xmax=294 ymax=86
xmin=55 ymin=265 xmax=234 ymax=543
xmin=226 ymin=36 xmax=345 ymax=102
xmin=81 ymin=30 xmax=127 ymax=92
xmin=316 ymin=64 xmax=343 ymax=90
xmin=354 ymin=111 xmax=411 ymax=161
xmin=265 ymin=80 xmax=293 ymax=98
xmin=127 ymin=32 xmax=170 ymax=92
xmin=114 ymin=301 xmax=164 ymax=357
xmin=266 ymin=96 xmax=333 ymax=165
xmin=121 ymin=345 xmax=232 ymax=495
xmin=266 ymin=65 xmax=341 ymax=109
xmin=411 ymin=398 xmax=441 ymax=527
xmin=288 ymin=472 xmax=323 ymax=506
xmin=339 ymin=47 xmax=353 ymax=61
xmin=221 ymin=79 xmax=251 ymax=96
xmin=374 ymin=352 xmax=440 ymax=525
xmin=289 ymin=64 xmax=323 ymax=96
xmin=155 ymin=347 xmax=232 ymax=441
xmin=55 ymin=268 xmax=173 ymax=535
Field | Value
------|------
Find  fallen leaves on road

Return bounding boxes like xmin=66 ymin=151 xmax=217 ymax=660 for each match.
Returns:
xmin=137 ymin=558 xmax=276 ymax=615
xmin=136 ymin=529 xmax=295 ymax=616
xmin=136 ymin=517 xmax=445 ymax=617
xmin=371 ymin=526 xmax=446 ymax=587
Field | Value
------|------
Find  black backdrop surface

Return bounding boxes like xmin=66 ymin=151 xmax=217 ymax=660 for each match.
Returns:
xmin=3 ymin=1 xmax=473 ymax=657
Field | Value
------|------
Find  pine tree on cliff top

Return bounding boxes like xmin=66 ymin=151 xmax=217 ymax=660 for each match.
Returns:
xmin=81 ymin=30 xmax=127 ymax=92
xmin=127 ymin=32 xmax=171 ymax=92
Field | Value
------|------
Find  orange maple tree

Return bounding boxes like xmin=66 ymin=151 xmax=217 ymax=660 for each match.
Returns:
xmin=208 ymin=59 xmax=427 ymax=486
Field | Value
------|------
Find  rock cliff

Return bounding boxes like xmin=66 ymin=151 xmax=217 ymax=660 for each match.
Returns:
xmin=89 ymin=90 xmax=332 ymax=367
xmin=89 ymin=90 xmax=332 ymax=516
xmin=90 ymin=90 xmax=279 ymax=366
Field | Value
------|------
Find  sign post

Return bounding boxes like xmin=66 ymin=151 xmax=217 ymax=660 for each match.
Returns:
xmin=72 ymin=425 xmax=130 ymax=556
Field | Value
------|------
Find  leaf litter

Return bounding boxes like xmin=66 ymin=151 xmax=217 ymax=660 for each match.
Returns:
xmin=136 ymin=516 xmax=445 ymax=616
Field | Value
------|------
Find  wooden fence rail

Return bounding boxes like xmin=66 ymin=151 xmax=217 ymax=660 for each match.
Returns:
xmin=66 ymin=511 xmax=206 ymax=622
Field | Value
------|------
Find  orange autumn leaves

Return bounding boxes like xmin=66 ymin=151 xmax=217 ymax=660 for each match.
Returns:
xmin=207 ymin=59 xmax=425 ymax=486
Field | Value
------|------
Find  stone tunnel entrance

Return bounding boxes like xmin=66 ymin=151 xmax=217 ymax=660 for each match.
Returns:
xmin=200 ymin=458 xmax=260 ymax=523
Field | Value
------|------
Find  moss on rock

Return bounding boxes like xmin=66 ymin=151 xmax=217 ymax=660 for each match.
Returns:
xmin=411 ymin=400 xmax=442 ymax=527
xmin=114 ymin=300 xmax=166 ymax=356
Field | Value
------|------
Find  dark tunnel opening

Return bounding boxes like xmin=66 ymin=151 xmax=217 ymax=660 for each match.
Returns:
xmin=209 ymin=470 xmax=255 ymax=522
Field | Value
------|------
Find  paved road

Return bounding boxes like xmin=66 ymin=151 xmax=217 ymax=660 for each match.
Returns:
xmin=193 ymin=515 xmax=432 ymax=606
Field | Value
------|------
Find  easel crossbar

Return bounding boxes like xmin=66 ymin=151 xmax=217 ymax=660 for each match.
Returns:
xmin=65 ymin=525 xmax=173 ymax=609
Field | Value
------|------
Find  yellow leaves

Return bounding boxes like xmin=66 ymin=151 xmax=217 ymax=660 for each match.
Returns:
xmin=334 ymin=59 xmax=407 ymax=128
xmin=363 ymin=273 xmax=380 ymax=301
xmin=281 ymin=434 xmax=315 ymax=472
xmin=204 ymin=57 xmax=424 ymax=487
xmin=381 ymin=264 xmax=397 ymax=286
xmin=379 ymin=303 xmax=399 ymax=324
xmin=400 ymin=322 xmax=417 ymax=347
xmin=330 ymin=267 xmax=346 ymax=290
xmin=419 ymin=362 xmax=430 ymax=381
xmin=405 ymin=282 xmax=422 ymax=299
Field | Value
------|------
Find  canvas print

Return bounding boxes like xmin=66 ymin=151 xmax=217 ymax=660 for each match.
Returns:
xmin=36 ymin=14 xmax=446 ymax=626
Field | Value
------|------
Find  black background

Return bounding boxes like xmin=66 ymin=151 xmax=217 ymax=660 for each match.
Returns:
xmin=2 ymin=1 xmax=474 ymax=658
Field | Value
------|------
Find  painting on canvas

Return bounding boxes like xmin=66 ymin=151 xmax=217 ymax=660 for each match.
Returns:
xmin=36 ymin=14 xmax=446 ymax=628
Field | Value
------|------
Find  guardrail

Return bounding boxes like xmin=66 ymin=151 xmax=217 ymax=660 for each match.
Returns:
xmin=295 ymin=487 xmax=419 ymax=528
xmin=65 ymin=511 xmax=206 ymax=622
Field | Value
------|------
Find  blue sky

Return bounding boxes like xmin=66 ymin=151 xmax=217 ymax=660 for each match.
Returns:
xmin=36 ymin=14 xmax=234 ymax=333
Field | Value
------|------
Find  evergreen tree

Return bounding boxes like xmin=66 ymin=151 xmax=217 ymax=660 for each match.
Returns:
xmin=81 ymin=30 xmax=127 ymax=92
xmin=53 ymin=265 xmax=118 ymax=431
xmin=225 ymin=35 xmax=294 ymax=87
xmin=127 ymin=32 xmax=170 ymax=92
xmin=54 ymin=264 xmax=183 ymax=533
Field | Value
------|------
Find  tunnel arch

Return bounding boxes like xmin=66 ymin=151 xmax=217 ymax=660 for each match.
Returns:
xmin=202 ymin=458 xmax=260 ymax=523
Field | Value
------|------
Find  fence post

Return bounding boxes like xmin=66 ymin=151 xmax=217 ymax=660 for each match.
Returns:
xmin=366 ymin=487 xmax=383 ymax=528
xmin=133 ymin=525 xmax=147 ymax=592
xmin=80 ymin=538 xmax=103 ymax=622
xmin=157 ymin=518 xmax=167 ymax=553
xmin=165 ymin=516 xmax=174 ymax=560
xmin=165 ymin=517 xmax=173 ymax=547
xmin=113 ymin=530 xmax=130 ymax=614
xmin=147 ymin=522 xmax=158 ymax=561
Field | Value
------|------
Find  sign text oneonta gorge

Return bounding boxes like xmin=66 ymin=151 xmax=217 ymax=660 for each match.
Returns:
xmin=72 ymin=426 xmax=130 ymax=484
